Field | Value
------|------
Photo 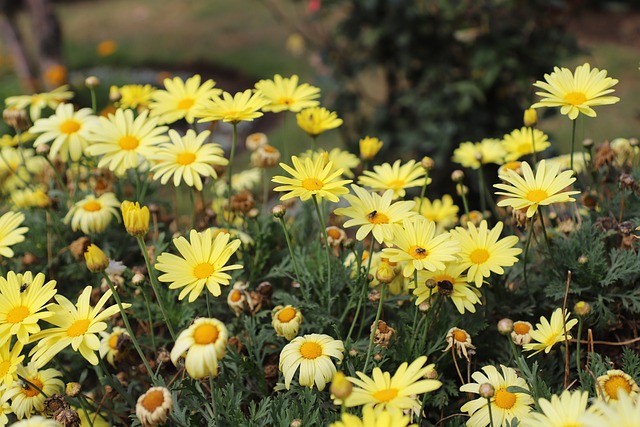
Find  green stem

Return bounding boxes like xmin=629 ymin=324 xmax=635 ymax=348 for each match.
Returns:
xmin=89 ymin=86 xmax=97 ymax=113
xmin=311 ymin=134 xmax=317 ymax=151
xmin=570 ymin=118 xmax=577 ymax=174
xmin=226 ymin=123 xmax=238 ymax=228
xmin=312 ymin=195 xmax=332 ymax=314
xmin=530 ymin=126 xmax=537 ymax=166
xmin=523 ymin=218 xmax=535 ymax=288
xmin=363 ymin=284 xmax=386 ymax=373
xmin=418 ymin=171 xmax=429 ymax=214
xmin=140 ymin=286 xmax=156 ymax=350
xmin=346 ymin=238 xmax=375 ymax=342
xmin=101 ymin=271 xmax=156 ymax=381
xmin=136 ymin=235 xmax=177 ymax=341
xmin=18 ymin=374 xmax=47 ymax=397
xmin=77 ymin=392 xmax=95 ymax=427
xmin=478 ymin=167 xmax=487 ymax=215
xmin=43 ymin=156 xmax=68 ymax=198
xmin=538 ymin=207 xmax=551 ymax=251
xmin=487 ymin=397 xmax=495 ymax=427
xmin=458 ymin=183 xmax=470 ymax=218
xmin=278 ymin=217 xmax=302 ymax=286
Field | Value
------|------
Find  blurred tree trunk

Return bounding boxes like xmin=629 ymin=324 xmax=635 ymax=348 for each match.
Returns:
xmin=26 ymin=0 xmax=65 ymax=89
xmin=0 ymin=0 xmax=38 ymax=92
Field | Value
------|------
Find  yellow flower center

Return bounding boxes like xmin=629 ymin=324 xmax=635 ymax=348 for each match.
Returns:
xmin=177 ymin=152 xmax=196 ymax=165
xmin=513 ymin=322 xmax=530 ymax=335
xmin=7 ymin=305 xmax=29 ymax=323
xmin=604 ymin=375 xmax=633 ymax=400
xmin=177 ymin=98 xmax=195 ymax=110
xmin=109 ymin=333 xmax=120 ymax=349
xmin=373 ymin=388 xmax=399 ymax=402
xmin=83 ymin=200 xmax=102 ymax=212
xmin=141 ymin=389 xmax=166 ymax=411
xmin=118 ymin=135 xmax=140 ymax=150
xmin=67 ymin=319 xmax=91 ymax=337
xmin=193 ymin=262 xmax=215 ymax=279
xmin=277 ymin=97 xmax=294 ymax=106
xmin=22 ymin=378 xmax=43 ymax=397
xmin=564 ymin=91 xmax=587 ymax=106
xmin=302 ymin=178 xmax=324 ymax=191
xmin=60 ymin=119 xmax=81 ymax=134
xmin=526 ymin=189 xmax=548 ymax=203
xmin=409 ymin=245 xmax=428 ymax=259
xmin=367 ymin=211 xmax=389 ymax=225
xmin=0 ymin=360 xmax=11 ymax=377
xmin=263 ymin=145 xmax=277 ymax=153
xmin=299 ymin=341 xmax=322 ymax=359
xmin=277 ymin=307 xmax=297 ymax=323
xmin=327 ymin=227 xmax=343 ymax=240
xmin=469 ymin=248 xmax=489 ymax=265
xmin=193 ymin=323 xmax=219 ymax=345
xmin=229 ymin=290 xmax=243 ymax=303
xmin=387 ymin=179 xmax=405 ymax=190
xmin=494 ymin=388 xmax=516 ymax=409
xmin=453 ymin=330 xmax=468 ymax=342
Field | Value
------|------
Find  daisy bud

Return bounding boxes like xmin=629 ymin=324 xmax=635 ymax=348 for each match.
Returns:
xmin=246 ymin=132 xmax=268 ymax=151
xmin=523 ymin=108 xmax=537 ymax=127
xmin=574 ymin=301 xmax=591 ymax=317
xmin=121 ymin=201 xmax=150 ymax=237
xmin=359 ymin=136 xmax=383 ymax=161
xmin=330 ymin=371 xmax=353 ymax=400
xmin=418 ymin=301 xmax=431 ymax=312
xmin=3 ymin=107 xmax=30 ymax=131
xmin=132 ymin=272 xmax=146 ymax=285
xmin=85 ymin=75 xmax=100 ymax=88
xmin=421 ymin=156 xmax=435 ymax=171
xmin=479 ymin=382 xmax=495 ymax=398
xmin=85 ymin=244 xmax=109 ymax=273
xmin=290 ymin=420 xmax=302 ymax=427
xmin=35 ymin=143 xmax=50 ymax=155
xmin=451 ymin=169 xmax=465 ymax=183
xmin=368 ymin=289 xmax=381 ymax=302
xmin=272 ymin=204 xmax=287 ymax=218
xmin=272 ymin=305 xmax=303 ymax=340
xmin=376 ymin=260 xmax=396 ymax=284
xmin=583 ymin=138 xmax=594 ymax=148
xmin=66 ymin=382 xmax=82 ymax=397
xmin=578 ymin=255 xmax=588 ymax=264
xmin=497 ymin=318 xmax=514 ymax=335
xmin=456 ymin=185 xmax=469 ymax=196
xmin=109 ymin=85 xmax=121 ymax=102
xmin=425 ymin=278 xmax=437 ymax=289
xmin=136 ymin=386 xmax=173 ymax=427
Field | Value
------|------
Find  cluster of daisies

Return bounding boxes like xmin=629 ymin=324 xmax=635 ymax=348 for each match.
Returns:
xmin=0 ymin=60 xmax=637 ymax=427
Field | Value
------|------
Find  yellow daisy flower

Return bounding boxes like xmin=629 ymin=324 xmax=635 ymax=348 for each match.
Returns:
xmin=460 ymin=364 xmax=534 ymax=427
xmin=0 ymin=147 xmax=47 ymax=194
xmin=28 ymin=286 xmax=128 ymax=368
xmin=452 ymin=139 xmax=506 ymax=169
xmin=596 ymin=369 xmax=639 ymax=402
xmin=450 ymin=220 xmax=521 ymax=287
xmin=197 ymin=89 xmax=269 ymax=124
xmin=64 ymin=192 xmax=120 ymax=234
xmin=117 ymin=84 xmax=156 ymax=111
xmin=358 ymin=159 xmax=429 ymax=200
xmin=99 ymin=326 xmax=129 ymax=367
xmin=521 ymin=390 xmax=599 ymax=427
xmin=544 ymin=153 xmax=590 ymax=174
xmin=10 ymin=187 xmax=50 ymax=209
xmin=295 ymin=106 xmax=343 ymax=137
xmin=502 ymin=127 xmax=551 ymax=162
xmin=0 ymin=340 xmax=24 ymax=387
xmin=334 ymin=185 xmax=416 ymax=244
xmin=271 ymin=305 xmax=303 ymax=341
xmin=382 ymin=218 xmax=459 ymax=278
xmin=279 ymin=333 xmax=344 ymax=391
xmin=413 ymin=263 xmax=482 ymax=314
xmin=0 ymin=271 xmax=56 ymax=346
xmin=5 ymin=85 xmax=74 ymax=121
xmin=30 ymin=103 xmax=98 ymax=162
xmin=254 ymin=74 xmax=320 ymax=113
xmin=0 ymin=132 xmax=36 ymax=148
xmin=414 ymin=194 xmax=459 ymax=232
xmin=150 ymin=129 xmax=227 ymax=191
xmin=4 ymin=363 xmax=64 ymax=420
xmin=339 ymin=356 xmax=441 ymax=414
xmin=300 ymin=148 xmax=360 ymax=178
xmin=86 ymin=109 xmax=169 ymax=176
xmin=149 ymin=74 xmax=221 ymax=124
xmin=359 ymin=136 xmax=384 ymax=161
xmin=329 ymin=406 xmax=416 ymax=427
xmin=494 ymin=160 xmax=580 ymax=218
xmin=531 ymin=62 xmax=619 ymax=120
xmin=170 ymin=317 xmax=228 ymax=379
xmin=0 ymin=211 xmax=28 ymax=258
xmin=583 ymin=390 xmax=640 ymax=427
xmin=155 ymin=229 xmax=243 ymax=302
xmin=272 ymin=155 xmax=351 ymax=203
xmin=522 ymin=308 xmax=578 ymax=356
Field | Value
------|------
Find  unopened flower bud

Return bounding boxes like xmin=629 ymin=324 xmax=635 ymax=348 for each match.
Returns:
xmin=290 ymin=420 xmax=302 ymax=427
xmin=330 ymin=371 xmax=352 ymax=400
xmin=421 ymin=156 xmax=435 ymax=171
xmin=272 ymin=204 xmax=286 ymax=218
xmin=132 ymin=272 xmax=146 ymax=285
xmin=583 ymin=138 xmax=594 ymax=148
xmin=66 ymin=382 xmax=82 ymax=397
xmin=497 ymin=318 xmax=513 ymax=335
xmin=109 ymin=85 xmax=121 ymax=102
xmin=121 ymin=201 xmax=150 ymax=237
xmin=425 ymin=278 xmax=437 ymax=289
xmin=84 ymin=244 xmax=109 ymax=273
xmin=376 ymin=261 xmax=396 ymax=284
xmin=359 ymin=136 xmax=383 ymax=161
xmin=578 ymin=255 xmax=588 ymax=264
xmin=523 ymin=108 xmax=537 ymax=127
xmin=36 ymin=143 xmax=50 ymax=155
xmin=456 ymin=184 xmax=469 ymax=196
xmin=85 ymin=76 xmax=100 ymax=88
xmin=479 ymin=383 xmax=495 ymax=398
xmin=451 ymin=170 xmax=465 ymax=183
xmin=574 ymin=301 xmax=591 ymax=317
xmin=3 ymin=107 xmax=30 ymax=131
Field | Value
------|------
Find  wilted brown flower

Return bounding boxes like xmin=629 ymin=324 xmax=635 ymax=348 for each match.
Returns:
xmin=372 ymin=320 xmax=396 ymax=348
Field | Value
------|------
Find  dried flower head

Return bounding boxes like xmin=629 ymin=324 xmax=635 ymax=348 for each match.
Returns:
xmin=371 ymin=320 xmax=396 ymax=348
xmin=444 ymin=327 xmax=475 ymax=361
